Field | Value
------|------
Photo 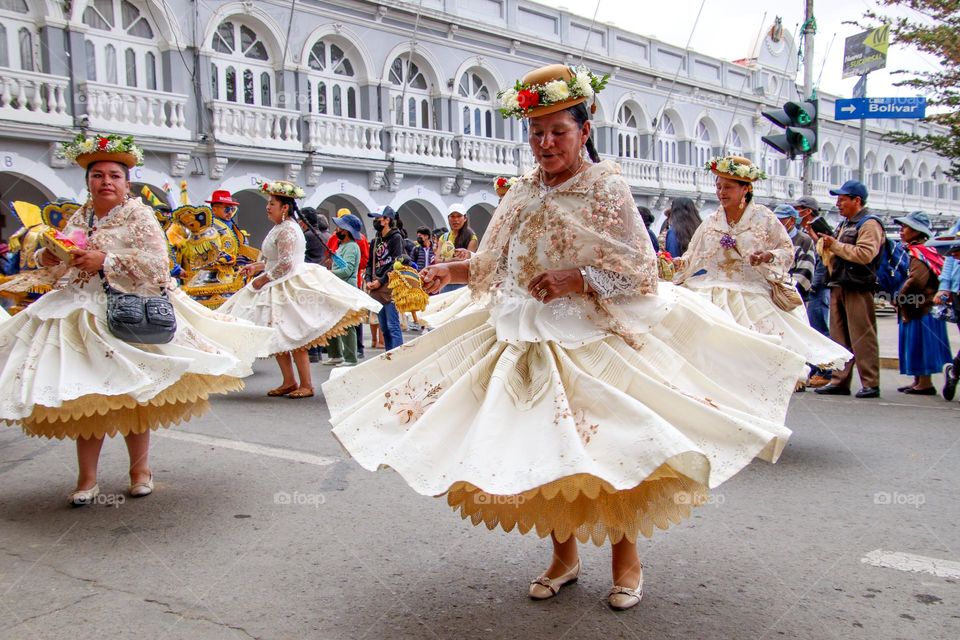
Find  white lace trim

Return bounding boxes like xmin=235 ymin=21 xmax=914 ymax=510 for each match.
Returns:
xmin=584 ymin=267 xmax=636 ymax=298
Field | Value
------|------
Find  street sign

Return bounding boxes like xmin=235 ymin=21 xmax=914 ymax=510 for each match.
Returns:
xmin=834 ymin=97 xmax=926 ymax=121
xmin=853 ymin=75 xmax=867 ymax=99
xmin=842 ymin=26 xmax=889 ymax=78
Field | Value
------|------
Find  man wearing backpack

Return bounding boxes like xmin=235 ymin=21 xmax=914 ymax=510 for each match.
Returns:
xmin=811 ymin=180 xmax=883 ymax=398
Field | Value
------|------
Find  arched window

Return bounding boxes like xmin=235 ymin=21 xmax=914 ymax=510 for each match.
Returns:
xmin=17 ymin=26 xmax=32 ymax=71
xmin=458 ymin=71 xmax=494 ymax=138
xmin=305 ymin=38 xmax=360 ymax=118
xmin=209 ymin=18 xmax=274 ymax=106
xmin=82 ymin=1 xmax=162 ymax=90
xmin=105 ymin=44 xmax=117 ymax=84
xmin=0 ymin=1 xmax=32 ymax=70
xmin=819 ymin=146 xmax=833 ymax=183
xmin=389 ymin=56 xmax=433 ymax=128
xmin=0 ymin=25 xmax=8 ymax=68
xmin=657 ymin=114 xmax=678 ymax=164
xmin=694 ymin=121 xmax=712 ymax=167
xmin=616 ymin=104 xmax=640 ymax=159
xmin=727 ymin=129 xmax=744 ymax=156
xmin=124 ymin=47 xmax=137 ymax=87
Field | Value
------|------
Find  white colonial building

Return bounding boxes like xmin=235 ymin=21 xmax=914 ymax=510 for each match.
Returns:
xmin=1 ymin=0 xmax=957 ymax=244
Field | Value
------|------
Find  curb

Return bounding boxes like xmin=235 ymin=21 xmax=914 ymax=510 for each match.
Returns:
xmin=880 ymin=356 xmax=899 ymax=370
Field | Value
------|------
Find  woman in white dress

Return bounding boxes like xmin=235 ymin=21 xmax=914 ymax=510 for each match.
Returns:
xmin=674 ymin=156 xmax=851 ymax=372
xmin=324 ymin=65 xmax=805 ymax=610
xmin=221 ymin=180 xmax=381 ymax=398
xmin=0 ymin=133 xmax=275 ymax=505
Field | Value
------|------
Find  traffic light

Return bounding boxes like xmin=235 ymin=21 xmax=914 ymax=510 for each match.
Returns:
xmin=761 ymin=99 xmax=818 ymax=158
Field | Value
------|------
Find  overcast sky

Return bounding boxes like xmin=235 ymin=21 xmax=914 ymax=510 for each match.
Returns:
xmin=556 ymin=0 xmax=938 ymax=100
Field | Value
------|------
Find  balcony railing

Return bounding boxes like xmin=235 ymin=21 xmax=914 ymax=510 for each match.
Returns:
xmin=79 ymin=82 xmax=189 ymax=140
xmin=209 ymin=101 xmax=301 ymax=150
xmin=304 ymin=114 xmax=384 ymax=159
xmin=456 ymin=136 xmax=518 ymax=174
xmin=384 ymin=126 xmax=456 ymax=167
xmin=0 ymin=68 xmax=70 ymax=127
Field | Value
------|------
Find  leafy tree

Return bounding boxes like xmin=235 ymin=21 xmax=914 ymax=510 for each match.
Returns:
xmin=863 ymin=0 xmax=960 ymax=179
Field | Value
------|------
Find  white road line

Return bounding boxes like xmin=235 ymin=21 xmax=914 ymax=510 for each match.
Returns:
xmin=156 ymin=430 xmax=340 ymax=467
xmin=861 ymin=549 xmax=960 ymax=579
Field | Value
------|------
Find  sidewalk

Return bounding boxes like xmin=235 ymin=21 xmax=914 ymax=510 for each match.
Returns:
xmin=877 ymin=309 xmax=959 ymax=369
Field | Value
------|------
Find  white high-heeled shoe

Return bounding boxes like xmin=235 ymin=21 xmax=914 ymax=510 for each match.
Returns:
xmin=528 ymin=560 xmax=580 ymax=600
xmin=69 ymin=484 xmax=100 ymax=507
xmin=608 ymin=565 xmax=643 ymax=611
xmin=129 ymin=474 xmax=154 ymax=498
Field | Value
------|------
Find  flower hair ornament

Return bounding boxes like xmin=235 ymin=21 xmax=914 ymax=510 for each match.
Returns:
xmin=705 ymin=155 xmax=767 ymax=183
xmin=493 ymin=176 xmax=519 ymax=197
xmin=497 ymin=65 xmax=609 ymax=119
xmin=61 ymin=133 xmax=144 ymax=169
xmin=258 ymin=179 xmax=305 ymax=200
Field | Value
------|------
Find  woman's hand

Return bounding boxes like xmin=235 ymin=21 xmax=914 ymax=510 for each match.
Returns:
xmin=453 ymin=248 xmax=473 ymax=261
xmin=251 ymin=274 xmax=269 ymax=291
xmin=37 ymin=248 xmax=61 ymax=268
xmin=71 ymin=249 xmax=107 ymax=273
xmin=934 ymin=291 xmax=952 ymax=305
xmin=241 ymin=262 xmax=264 ymax=278
xmin=365 ymin=279 xmax=382 ymax=292
xmin=420 ymin=264 xmax=453 ymax=294
xmin=528 ymin=269 xmax=584 ymax=304
xmin=748 ymin=250 xmax=774 ymax=267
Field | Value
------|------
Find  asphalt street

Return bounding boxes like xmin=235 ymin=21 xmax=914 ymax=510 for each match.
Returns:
xmin=1 ymin=332 xmax=959 ymax=640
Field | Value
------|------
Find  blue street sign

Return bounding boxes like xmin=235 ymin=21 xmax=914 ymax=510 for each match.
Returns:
xmin=835 ymin=97 xmax=926 ymax=121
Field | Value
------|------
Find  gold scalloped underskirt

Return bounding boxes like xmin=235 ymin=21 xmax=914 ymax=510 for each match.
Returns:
xmin=270 ymin=308 xmax=368 ymax=356
xmin=3 ymin=373 xmax=244 ymax=440
xmin=446 ymin=464 xmax=709 ymax=546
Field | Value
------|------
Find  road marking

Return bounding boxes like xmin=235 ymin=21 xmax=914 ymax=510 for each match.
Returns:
xmin=861 ymin=549 xmax=960 ymax=579
xmin=156 ymin=430 xmax=340 ymax=467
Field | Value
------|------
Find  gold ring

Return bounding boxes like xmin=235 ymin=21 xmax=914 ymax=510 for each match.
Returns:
xmin=538 ymin=289 xmax=547 ymax=299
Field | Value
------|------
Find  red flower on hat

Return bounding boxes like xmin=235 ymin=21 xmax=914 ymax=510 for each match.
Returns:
xmin=496 ymin=177 xmax=508 ymax=188
xmin=517 ymin=89 xmax=540 ymax=110
xmin=97 ymin=137 xmax=109 ymax=150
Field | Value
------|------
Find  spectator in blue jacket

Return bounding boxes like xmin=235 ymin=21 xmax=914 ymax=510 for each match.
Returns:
xmin=930 ymin=234 xmax=960 ymax=399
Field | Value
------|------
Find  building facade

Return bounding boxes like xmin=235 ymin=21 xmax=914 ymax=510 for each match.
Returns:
xmin=1 ymin=0 xmax=957 ymax=245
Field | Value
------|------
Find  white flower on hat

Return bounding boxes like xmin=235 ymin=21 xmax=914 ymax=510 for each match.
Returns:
xmin=499 ymin=88 xmax=520 ymax=111
xmin=544 ymin=80 xmax=570 ymax=103
xmin=573 ymin=66 xmax=594 ymax=99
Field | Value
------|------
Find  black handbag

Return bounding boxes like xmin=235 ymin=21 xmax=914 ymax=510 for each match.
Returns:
xmin=86 ymin=210 xmax=177 ymax=344
xmin=100 ymin=269 xmax=177 ymax=344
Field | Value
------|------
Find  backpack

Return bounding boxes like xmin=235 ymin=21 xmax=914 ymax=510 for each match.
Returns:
xmin=854 ymin=215 xmax=909 ymax=297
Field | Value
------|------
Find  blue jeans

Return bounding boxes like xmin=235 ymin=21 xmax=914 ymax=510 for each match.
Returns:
xmin=807 ymin=289 xmax=830 ymax=337
xmin=806 ymin=289 xmax=832 ymax=377
xmin=441 ymin=283 xmax=466 ymax=293
xmin=378 ymin=301 xmax=404 ymax=351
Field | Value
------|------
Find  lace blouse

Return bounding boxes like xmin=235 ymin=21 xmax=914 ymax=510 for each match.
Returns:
xmin=261 ymin=219 xmax=306 ymax=282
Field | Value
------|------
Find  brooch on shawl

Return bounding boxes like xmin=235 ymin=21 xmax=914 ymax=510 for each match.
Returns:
xmin=719 ymin=233 xmax=738 ymax=250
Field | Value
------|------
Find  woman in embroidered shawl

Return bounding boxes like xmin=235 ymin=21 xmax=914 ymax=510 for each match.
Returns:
xmin=323 ymin=65 xmax=804 ymax=611
xmin=673 ymin=157 xmax=851 ymax=372
xmin=0 ymin=133 xmax=275 ymax=506
xmin=220 ymin=180 xmax=381 ymax=399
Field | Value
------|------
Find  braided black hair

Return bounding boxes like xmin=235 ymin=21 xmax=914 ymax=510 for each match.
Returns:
xmin=566 ymin=102 xmax=601 ymax=163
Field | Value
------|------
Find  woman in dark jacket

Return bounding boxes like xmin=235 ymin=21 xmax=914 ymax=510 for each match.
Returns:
xmin=664 ymin=197 xmax=701 ymax=258
xmin=894 ymin=211 xmax=952 ymax=395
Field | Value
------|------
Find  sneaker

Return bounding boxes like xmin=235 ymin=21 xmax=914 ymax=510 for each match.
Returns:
xmin=335 ymin=362 xmax=357 ymax=368
xmin=806 ymin=374 xmax=832 ymax=388
xmin=322 ymin=357 xmax=344 ymax=366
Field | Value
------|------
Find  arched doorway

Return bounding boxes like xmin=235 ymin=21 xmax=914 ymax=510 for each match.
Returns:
xmin=1 ymin=172 xmax=56 ymax=242
xmin=131 ymin=182 xmax=172 ymax=209
xmin=316 ymin=194 xmax=370 ymax=235
xmin=466 ymin=203 xmax=494 ymax=239
xmin=396 ymin=199 xmax=440 ymax=239
xmin=231 ymin=188 xmax=269 ymax=246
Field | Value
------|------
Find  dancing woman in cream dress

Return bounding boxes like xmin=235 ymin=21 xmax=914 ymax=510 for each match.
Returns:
xmin=0 ymin=134 xmax=275 ymax=505
xmin=324 ymin=65 xmax=804 ymax=611
xmin=220 ymin=181 xmax=381 ymax=398
xmin=674 ymin=157 xmax=851 ymax=371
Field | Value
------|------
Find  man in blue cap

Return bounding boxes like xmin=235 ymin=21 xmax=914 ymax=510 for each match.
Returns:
xmin=365 ymin=205 xmax=405 ymax=350
xmin=808 ymin=180 xmax=882 ymax=398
